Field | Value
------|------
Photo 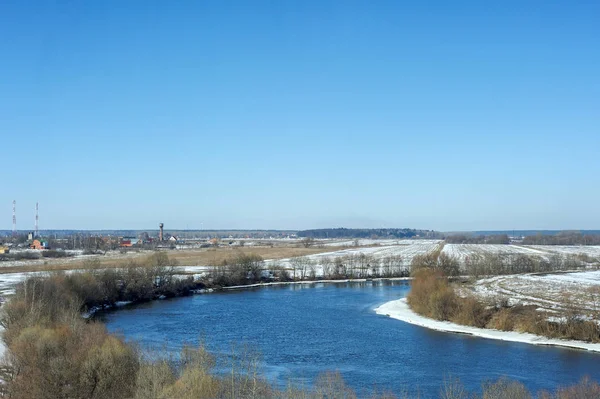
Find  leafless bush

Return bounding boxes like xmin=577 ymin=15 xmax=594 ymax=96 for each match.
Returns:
xmin=411 ymin=248 xmax=459 ymax=277
xmin=481 ymin=378 xmax=531 ymax=399
xmin=212 ymin=253 xmax=265 ymax=286
xmin=41 ymin=249 xmax=72 ymax=258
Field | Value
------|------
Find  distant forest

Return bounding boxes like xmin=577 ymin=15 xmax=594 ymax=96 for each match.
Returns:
xmin=523 ymin=232 xmax=600 ymax=245
xmin=444 ymin=234 xmax=510 ymax=244
xmin=473 ymin=230 xmax=600 ymax=237
xmin=296 ymin=228 xmax=440 ymax=239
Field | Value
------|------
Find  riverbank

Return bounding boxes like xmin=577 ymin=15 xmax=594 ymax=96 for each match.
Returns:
xmin=81 ymin=277 xmax=413 ymax=320
xmin=375 ymin=298 xmax=600 ymax=353
xmin=221 ymin=276 xmax=412 ymax=290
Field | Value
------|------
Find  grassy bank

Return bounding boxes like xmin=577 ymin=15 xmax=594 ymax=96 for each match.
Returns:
xmin=407 ymin=269 xmax=600 ymax=343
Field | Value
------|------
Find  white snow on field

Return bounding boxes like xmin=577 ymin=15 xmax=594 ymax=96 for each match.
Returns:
xmin=177 ymin=240 xmax=439 ymax=279
xmin=468 ymin=270 xmax=600 ymax=312
xmin=442 ymin=244 xmax=600 ymax=264
xmin=181 ymin=240 xmax=439 ymax=278
xmin=526 ymin=246 xmax=600 ymax=259
xmin=319 ymin=239 xmax=426 ymax=247
xmin=267 ymin=240 xmax=442 ymax=278
xmin=0 ymin=272 xmax=34 ymax=296
xmin=442 ymin=244 xmax=549 ymax=263
xmin=533 ymin=270 xmax=600 ymax=284
xmin=375 ymin=298 xmax=600 ymax=352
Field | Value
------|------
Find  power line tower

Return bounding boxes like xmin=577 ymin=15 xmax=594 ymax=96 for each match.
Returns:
xmin=35 ymin=202 xmax=39 ymax=238
xmin=12 ymin=200 xmax=16 ymax=236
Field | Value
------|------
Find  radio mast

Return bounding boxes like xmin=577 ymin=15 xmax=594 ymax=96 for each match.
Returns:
xmin=35 ymin=202 xmax=39 ymax=238
xmin=12 ymin=200 xmax=16 ymax=236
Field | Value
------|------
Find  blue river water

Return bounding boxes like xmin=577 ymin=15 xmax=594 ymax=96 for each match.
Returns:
xmin=103 ymin=281 xmax=600 ymax=397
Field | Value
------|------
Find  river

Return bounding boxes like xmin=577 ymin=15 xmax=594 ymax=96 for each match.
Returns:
xmin=103 ymin=281 xmax=600 ymax=397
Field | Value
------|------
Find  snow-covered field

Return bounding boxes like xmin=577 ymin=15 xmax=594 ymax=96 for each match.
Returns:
xmin=267 ymin=240 xmax=442 ymax=278
xmin=526 ymin=245 xmax=600 ymax=258
xmin=467 ymin=270 xmax=600 ymax=313
xmin=375 ymin=298 xmax=600 ymax=352
xmin=442 ymin=244 xmax=550 ymax=262
xmin=0 ymin=272 xmax=36 ymax=296
xmin=442 ymin=244 xmax=600 ymax=264
xmin=319 ymin=238 xmax=426 ymax=247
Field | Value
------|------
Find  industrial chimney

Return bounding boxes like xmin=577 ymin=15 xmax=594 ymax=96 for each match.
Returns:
xmin=159 ymin=223 xmax=164 ymax=241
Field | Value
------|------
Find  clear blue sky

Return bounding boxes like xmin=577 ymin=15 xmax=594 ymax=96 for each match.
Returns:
xmin=1 ymin=1 xmax=598 ymax=231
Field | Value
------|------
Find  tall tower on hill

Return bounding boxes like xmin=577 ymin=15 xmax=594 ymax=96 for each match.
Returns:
xmin=12 ymin=200 xmax=16 ymax=236
xmin=35 ymin=202 xmax=39 ymax=238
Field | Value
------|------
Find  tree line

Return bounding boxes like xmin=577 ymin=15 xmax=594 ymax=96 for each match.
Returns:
xmin=463 ymin=253 xmax=591 ymax=277
xmin=207 ymin=253 xmax=410 ymax=287
xmin=207 ymin=247 xmax=597 ymax=289
xmin=523 ymin=232 xmax=600 ymax=246
xmin=410 ymin=245 xmax=594 ymax=278
xmin=297 ymin=228 xmax=441 ymax=239
xmin=444 ymin=234 xmax=510 ymax=244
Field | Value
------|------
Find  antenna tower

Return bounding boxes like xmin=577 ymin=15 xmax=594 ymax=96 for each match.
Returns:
xmin=35 ymin=202 xmax=39 ymax=238
xmin=12 ymin=200 xmax=16 ymax=236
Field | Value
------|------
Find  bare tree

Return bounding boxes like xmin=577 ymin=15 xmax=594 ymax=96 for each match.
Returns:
xmin=333 ymin=256 xmax=346 ymax=278
xmin=357 ymin=254 xmax=371 ymax=278
xmin=321 ymin=256 xmax=333 ymax=279
xmin=370 ymin=258 xmax=380 ymax=277
xmin=381 ymin=256 xmax=393 ymax=277
xmin=301 ymin=237 xmax=315 ymax=248
xmin=437 ymin=253 xmax=460 ymax=276
xmin=391 ymin=255 xmax=405 ymax=277
xmin=289 ymin=257 xmax=313 ymax=280
xmin=298 ymin=257 xmax=313 ymax=280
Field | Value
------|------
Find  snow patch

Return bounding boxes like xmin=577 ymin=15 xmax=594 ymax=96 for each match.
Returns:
xmin=375 ymin=298 xmax=600 ymax=352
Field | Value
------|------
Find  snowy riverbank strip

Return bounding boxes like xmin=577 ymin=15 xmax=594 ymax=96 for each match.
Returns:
xmin=375 ymin=298 xmax=600 ymax=353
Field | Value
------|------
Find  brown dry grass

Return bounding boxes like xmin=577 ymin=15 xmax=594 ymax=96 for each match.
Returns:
xmin=409 ymin=269 xmax=600 ymax=343
xmin=0 ymin=246 xmax=346 ymax=274
xmin=168 ymin=246 xmax=342 ymax=266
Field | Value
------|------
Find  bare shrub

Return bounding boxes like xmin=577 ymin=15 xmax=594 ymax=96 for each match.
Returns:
xmin=451 ymin=296 xmax=491 ymax=328
xmin=481 ymin=378 xmax=531 ymax=399
xmin=554 ymin=376 xmax=600 ymax=399
xmin=134 ymin=360 xmax=176 ymax=399
xmin=487 ymin=308 xmax=517 ymax=331
xmin=315 ymin=371 xmax=357 ymax=399
xmin=6 ymin=322 xmax=139 ymax=399
xmin=41 ymin=249 xmax=72 ymax=258
xmin=412 ymin=249 xmax=459 ymax=277
xmin=301 ymin=237 xmax=315 ymax=248
xmin=321 ymin=256 xmax=333 ymax=278
xmin=441 ymin=376 xmax=469 ymax=399
xmin=407 ymin=269 xmax=458 ymax=321
xmin=213 ymin=253 xmax=265 ymax=286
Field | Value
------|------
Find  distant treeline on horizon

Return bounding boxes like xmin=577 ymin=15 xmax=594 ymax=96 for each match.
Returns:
xmin=2 ymin=228 xmax=600 ymax=242
xmin=0 ymin=229 xmax=297 ymax=239
xmin=450 ymin=230 xmax=600 ymax=245
xmin=472 ymin=230 xmax=600 ymax=237
xmin=297 ymin=228 xmax=442 ymax=239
